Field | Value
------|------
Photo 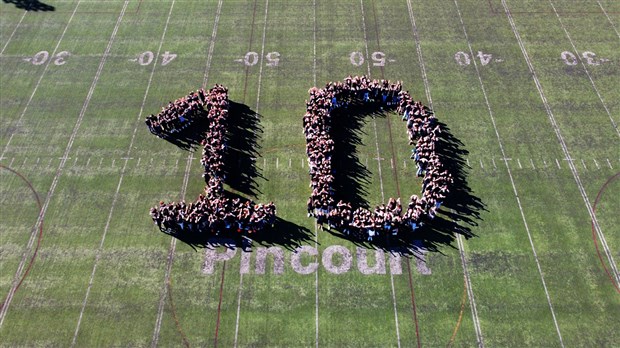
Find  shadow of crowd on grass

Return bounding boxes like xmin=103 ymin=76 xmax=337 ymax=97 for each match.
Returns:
xmin=157 ymin=100 xmax=313 ymax=252
xmin=323 ymin=102 xmax=486 ymax=256
xmin=3 ymin=0 xmax=55 ymax=12
xmin=156 ymin=100 xmax=483 ymax=256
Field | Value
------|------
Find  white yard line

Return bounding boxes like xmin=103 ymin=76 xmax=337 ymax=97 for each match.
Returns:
xmin=234 ymin=0 xmax=269 ymax=345
xmin=405 ymin=0 xmax=484 ymax=344
xmin=596 ymin=0 xmax=620 ymax=39
xmin=548 ymin=0 xmax=619 ymax=139
xmin=501 ymin=0 xmax=620 ymax=288
xmin=313 ymin=1 xmax=319 ymax=347
xmin=0 ymin=11 xmax=27 ymax=56
xmin=0 ymin=0 xmax=127 ymax=330
xmin=456 ymin=235 xmax=483 ymax=347
xmin=454 ymin=1 xmax=564 ymax=345
xmin=1 ymin=1 xmax=82 ymax=160
xmin=69 ymin=1 xmax=137 ymax=346
xmin=152 ymin=0 xmax=224 ymax=346
xmin=360 ymin=1 xmax=401 ymax=346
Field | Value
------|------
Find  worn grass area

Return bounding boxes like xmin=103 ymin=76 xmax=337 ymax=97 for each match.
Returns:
xmin=1 ymin=0 xmax=619 ymax=346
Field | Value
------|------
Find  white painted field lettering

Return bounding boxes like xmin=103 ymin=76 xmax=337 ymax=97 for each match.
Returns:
xmin=203 ymin=244 xmax=406 ymax=275
xmin=455 ymin=50 xmax=499 ymax=66
xmin=203 ymin=243 xmax=237 ymax=274
xmin=372 ymin=51 xmax=386 ymax=66
xmin=138 ymin=51 xmax=154 ymax=66
xmin=357 ymin=248 xmax=386 ymax=274
xmin=349 ymin=51 xmax=393 ymax=67
xmin=31 ymin=50 xmax=49 ymax=65
xmin=161 ymin=51 xmax=176 ymax=66
xmin=582 ymin=51 xmax=601 ymax=66
xmin=454 ymin=51 xmax=471 ymax=66
xmin=350 ymin=51 xmax=365 ymax=66
xmin=477 ymin=51 xmax=492 ymax=66
xmin=561 ymin=50 xmax=609 ymax=66
xmin=244 ymin=51 xmax=259 ymax=66
xmin=266 ymin=51 xmax=280 ymax=67
xmin=323 ymin=246 xmax=352 ymax=274
xmin=291 ymin=245 xmax=319 ymax=274
xmin=53 ymin=51 xmax=70 ymax=65
xmin=561 ymin=51 xmax=578 ymax=66
xmin=236 ymin=51 xmax=280 ymax=67
xmin=23 ymin=50 xmax=70 ymax=66
xmin=255 ymin=247 xmax=285 ymax=274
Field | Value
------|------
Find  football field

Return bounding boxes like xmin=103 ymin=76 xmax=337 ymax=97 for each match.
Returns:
xmin=1 ymin=0 xmax=619 ymax=346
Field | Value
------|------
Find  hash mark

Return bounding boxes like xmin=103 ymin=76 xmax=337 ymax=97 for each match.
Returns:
xmin=492 ymin=158 xmax=497 ymax=170
xmin=86 ymin=158 xmax=91 ymax=167
xmin=543 ymin=159 xmax=547 ymax=168
xmin=555 ymin=158 xmax=561 ymax=169
xmin=21 ymin=157 xmax=27 ymax=167
xmin=607 ymin=158 xmax=612 ymax=169
xmin=593 ymin=159 xmax=600 ymax=169
xmin=530 ymin=158 xmax=536 ymax=169
xmin=517 ymin=158 xmax=522 ymax=169
xmin=581 ymin=159 xmax=587 ymax=170
xmin=9 ymin=158 xmax=14 ymax=167
xmin=479 ymin=159 xmax=484 ymax=169
xmin=276 ymin=157 xmax=279 ymax=169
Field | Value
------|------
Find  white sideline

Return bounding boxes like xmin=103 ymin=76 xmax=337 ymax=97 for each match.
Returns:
xmin=547 ymin=0 xmax=619 ymax=139
xmin=359 ymin=1 xmax=402 ymax=346
xmin=501 ymin=0 xmax=620 ymax=288
xmin=313 ymin=1 xmax=319 ymax=347
xmin=234 ymin=1 xmax=270 ymax=346
xmin=151 ymin=0 xmax=224 ymax=346
xmin=0 ymin=11 xmax=27 ymax=56
xmin=406 ymin=0 xmax=486 ymax=345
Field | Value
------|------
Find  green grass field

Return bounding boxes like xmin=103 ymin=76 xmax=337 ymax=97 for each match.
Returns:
xmin=1 ymin=0 xmax=619 ymax=346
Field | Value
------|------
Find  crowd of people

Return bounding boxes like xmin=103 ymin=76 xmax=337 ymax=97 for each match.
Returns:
xmin=148 ymin=85 xmax=277 ymax=236
xmin=145 ymin=88 xmax=208 ymax=137
xmin=303 ymin=75 xmax=453 ymax=241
